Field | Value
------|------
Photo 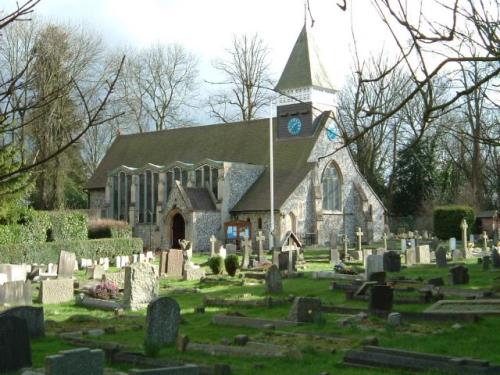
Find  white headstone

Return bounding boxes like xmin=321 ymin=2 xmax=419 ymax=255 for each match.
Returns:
xmin=417 ymin=245 xmax=431 ymax=264
xmin=139 ymin=253 xmax=146 ymax=263
xmin=115 ymin=256 xmax=122 ymax=268
xmin=400 ymin=239 xmax=407 ymax=252
xmin=218 ymin=245 xmax=227 ymax=259
xmin=449 ymin=237 xmax=457 ymax=251
xmin=133 ymin=254 xmax=139 ymax=263
xmin=102 ymin=258 xmax=109 ymax=271
xmin=0 ymin=273 xmax=7 ymax=285
xmin=365 ymin=254 xmax=384 ymax=280
xmin=406 ymin=248 xmax=417 ymax=266
xmin=146 ymin=251 xmax=154 ymax=261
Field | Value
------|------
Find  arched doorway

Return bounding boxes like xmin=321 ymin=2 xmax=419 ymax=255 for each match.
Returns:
xmin=171 ymin=213 xmax=185 ymax=249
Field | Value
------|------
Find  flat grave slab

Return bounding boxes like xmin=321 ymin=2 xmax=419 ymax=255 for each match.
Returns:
xmin=424 ymin=299 xmax=500 ymax=315
xmin=212 ymin=314 xmax=299 ymax=329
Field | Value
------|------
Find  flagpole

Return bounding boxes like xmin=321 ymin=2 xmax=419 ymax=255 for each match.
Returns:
xmin=269 ymin=100 xmax=275 ymax=250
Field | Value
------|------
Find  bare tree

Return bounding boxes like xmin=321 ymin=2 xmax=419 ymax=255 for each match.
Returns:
xmin=118 ymin=43 xmax=198 ymax=132
xmin=208 ymin=33 xmax=274 ymax=123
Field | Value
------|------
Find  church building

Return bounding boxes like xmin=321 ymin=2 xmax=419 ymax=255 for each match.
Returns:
xmin=85 ymin=25 xmax=386 ymax=251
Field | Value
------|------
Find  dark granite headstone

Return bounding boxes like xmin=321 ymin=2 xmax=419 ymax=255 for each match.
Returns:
xmin=435 ymin=247 xmax=447 ymax=268
xmin=287 ymin=297 xmax=321 ymax=323
xmin=146 ymin=297 xmax=180 ymax=346
xmin=278 ymin=252 xmax=297 ymax=272
xmin=383 ymin=251 xmax=401 ymax=272
xmin=45 ymin=347 xmax=104 ymax=375
xmin=449 ymin=265 xmax=469 ymax=285
xmin=265 ymin=265 xmax=283 ymax=293
xmin=428 ymin=277 xmax=444 ymax=287
xmin=483 ymin=256 xmax=491 ymax=271
xmin=369 ymin=285 xmax=393 ymax=311
xmin=0 ymin=306 xmax=44 ymax=337
xmin=492 ymin=249 xmax=500 ymax=268
xmin=0 ymin=315 xmax=32 ymax=373
xmin=368 ymin=271 xmax=387 ymax=285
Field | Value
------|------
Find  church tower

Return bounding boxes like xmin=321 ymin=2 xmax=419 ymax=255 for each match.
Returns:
xmin=275 ymin=24 xmax=336 ymax=139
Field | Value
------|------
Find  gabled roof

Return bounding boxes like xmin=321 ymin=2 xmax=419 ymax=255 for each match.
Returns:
xmin=184 ymin=187 xmax=216 ymax=211
xmin=275 ymin=24 xmax=335 ymax=93
xmin=86 ymin=118 xmax=324 ymax=212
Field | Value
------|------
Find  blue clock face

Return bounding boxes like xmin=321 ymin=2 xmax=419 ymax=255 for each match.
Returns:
xmin=287 ymin=117 xmax=302 ymax=136
xmin=326 ymin=123 xmax=337 ymax=141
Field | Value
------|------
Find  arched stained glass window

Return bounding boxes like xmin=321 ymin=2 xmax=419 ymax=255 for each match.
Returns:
xmin=322 ymin=163 xmax=342 ymax=211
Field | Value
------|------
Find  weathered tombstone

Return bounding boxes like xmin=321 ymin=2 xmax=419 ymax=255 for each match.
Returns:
xmin=240 ymin=235 xmax=252 ymax=269
xmin=123 ymin=262 xmax=159 ymax=310
xmin=272 ymin=251 xmax=280 ymax=267
xmin=146 ymin=297 xmax=180 ymax=346
xmin=0 ymin=280 xmax=32 ymax=306
xmin=166 ymin=249 xmax=184 ymax=278
xmin=115 ymin=256 xmax=122 ymax=268
xmin=369 ymin=285 xmax=393 ymax=311
xmin=431 ymin=237 xmax=440 ymax=251
xmin=406 ymin=248 xmax=417 ymax=266
xmin=382 ymin=232 xmax=388 ymax=251
xmin=452 ymin=248 xmax=464 ymax=262
xmin=481 ymin=231 xmax=489 ymax=253
xmin=342 ymin=234 xmax=349 ymax=258
xmin=0 ymin=306 xmax=44 ymax=337
xmin=265 ymin=265 xmax=283 ymax=293
xmin=39 ymin=279 xmax=73 ymax=304
xmin=287 ymin=297 xmax=321 ymax=323
xmin=383 ymin=251 xmax=401 ymax=272
xmin=0 ymin=315 xmax=31 ymax=373
xmin=45 ymin=348 xmax=104 ymax=375
xmin=449 ymin=237 xmax=457 ymax=251
xmin=417 ymin=245 xmax=431 ymax=264
xmin=57 ymin=250 xmax=76 ymax=279
xmin=218 ymin=245 xmax=227 ymax=260
xmin=86 ymin=265 xmax=104 ymax=280
xmin=449 ymin=265 xmax=469 ymax=285
xmin=492 ymin=249 xmax=500 ymax=268
xmin=365 ymin=254 xmax=384 ymax=280
xmin=256 ymin=231 xmax=266 ymax=262
xmin=278 ymin=251 xmax=297 ymax=272
xmin=330 ymin=249 xmax=340 ymax=265
xmin=209 ymin=235 xmax=217 ymax=257
xmin=400 ymin=239 xmax=407 ymax=252
xmin=483 ymin=256 xmax=491 ymax=271
xmin=159 ymin=251 xmax=168 ymax=276
xmin=435 ymin=247 xmax=447 ymax=268
xmin=356 ymin=227 xmax=364 ymax=255
xmin=387 ymin=312 xmax=401 ymax=326
xmin=0 ymin=264 xmax=27 ymax=282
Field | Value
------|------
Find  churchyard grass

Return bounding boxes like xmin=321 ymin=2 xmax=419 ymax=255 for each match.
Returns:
xmin=21 ymin=248 xmax=500 ymax=374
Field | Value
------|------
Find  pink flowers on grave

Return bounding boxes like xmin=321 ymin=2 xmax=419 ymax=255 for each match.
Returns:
xmin=90 ymin=280 xmax=119 ymax=300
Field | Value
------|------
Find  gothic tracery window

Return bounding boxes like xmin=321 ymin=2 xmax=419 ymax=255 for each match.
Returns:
xmin=322 ymin=163 xmax=342 ymax=211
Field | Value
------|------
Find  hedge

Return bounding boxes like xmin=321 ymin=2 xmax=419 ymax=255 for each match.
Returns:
xmin=47 ymin=211 xmax=88 ymax=241
xmin=433 ymin=205 xmax=475 ymax=240
xmin=0 ymin=238 xmax=143 ymax=264
xmin=88 ymin=219 xmax=132 ymax=239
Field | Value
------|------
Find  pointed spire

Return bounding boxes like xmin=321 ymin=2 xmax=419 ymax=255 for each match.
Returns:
xmin=275 ymin=25 xmax=335 ymax=93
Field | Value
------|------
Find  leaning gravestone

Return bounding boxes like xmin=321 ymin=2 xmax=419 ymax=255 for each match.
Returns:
xmin=0 ymin=315 xmax=32 ymax=373
xmin=369 ymin=285 xmax=393 ymax=311
xmin=265 ymin=265 xmax=283 ymax=293
xmin=288 ymin=297 xmax=321 ymax=323
xmin=146 ymin=297 xmax=181 ymax=346
xmin=449 ymin=265 xmax=469 ymax=285
xmin=57 ymin=250 xmax=76 ymax=279
xmin=435 ymin=247 xmax=447 ymax=268
xmin=123 ymin=262 xmax=158 ymax=310
xmin=0 ymin=306 xmax=44 ymax=337
xmin=39 ymin=279 xmax=73 ymax=304
xmin=383 ymin=251 xmax=401 ymax=272
xmin=45 ymin=348 xmax=104 ymax=375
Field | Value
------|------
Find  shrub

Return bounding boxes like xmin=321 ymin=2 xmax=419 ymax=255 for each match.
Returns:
xmin=0 ymin=210 xmax=51 ymax=245
xmin=433 ymin=205 xmax=475 ymax=240
xmin=0 ymin=238 xmax=143 ymax=264
xmin=47 ymin=211 xmax=88 ymax=241
xmin=207 ymin=256 xmax=223 ymax=275
xmin=88 ymin=219 xmax=132 ymax=239
xmin=224 ymin=254 xmax=239 ymax=276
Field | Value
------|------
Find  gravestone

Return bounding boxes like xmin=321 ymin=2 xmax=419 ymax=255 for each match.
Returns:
xmin=369 ymin=285 xmax=393 ymax=311
xmin=483 ymin=256 xmax=491 ymax=271
xmin=278 ymin=251 xmax=297 ymax=272
xmin=57 ymin=250 xmax=76 ymax=279
xmin=365 ymin=255 xmax=384 ymax=280
xmin=287 ymin=297 xmax=322 ymax=323
xmin=449 ymin=237 xmax=457 ymax=251
xmin=492 ymin=249 xmax=500 ymax=268
xmin=159 ymin=251 xmax=168 ymax=276
xmin=272 ymin=251 xmax=280 ymax=267
xmin=0 ymin=280 xmax=32 ymax=306
xmin=226 ymin=243 xmax=237 ymax=254
xmin=435 ymin=247 xmax=447 ymax=268
xmin=45 ymin=348 xmax=104 ymax=375
xmin=417 ymin=245 xmax=431 ymax=264
xmin=256 ymin=231 xmax=266 ymax=262
xmin=0 ymin=306 xmax=44 ymax=337
xmin=265 ymin=265 xmax=283 ymax=293
xmin=123 ymin=262 xmax=158 ymax=310
xmin=452 ymin=249 xmax=464 ymax=262
xmin=431 ymin=237 xmax=440 ymax=251
xmin=406 ymin=248 xmax=417 ymax=266
xmin=210 ymin=235 xmax=217 ymax=257
xmin=39 ymin=279 xmax=73 ymax=304
xmin=218 ymin=245 xmax=227 ymax=260
xmin=330 ymin=249 xmax=340 ymax=265
xmin=368 ymin=271 xmax=386 ymax=284
xmin=0 ymin=315 xmax=31 ymax=373
xmin=86 ymin=265 xmax=104 ymax=280
xmin=146 ymin=297 xmax=180 ymax=346
xmin=240 ymin=236 xmax=252 ymax=269
xmin=400 ymin=239 xmax=407 ymax=252
xmin=166 ymin=249 xmax=184 ymax=278
xmin=449 ymin=265 xmax=469 ymax=285
xmin=0 ymin=264 xmax=27 ymax=282
xmin=383 ymin=251 xmax=401 ymax=272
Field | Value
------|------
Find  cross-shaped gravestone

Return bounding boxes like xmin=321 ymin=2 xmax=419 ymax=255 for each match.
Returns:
xmin=460 ymin=218 xmax=468 ymax=255
xmin=356 ymin=227 xmax=363 ymax=252
xmin=209 ymin=235 xmax=217 ymax=257
xmin=241 ymin=235 xmax=252 ymax=269
xmin=481 ymin=231 xmax=489 ymax=252
xmin=256 ymin=231 xmax=266 ymax=262
xmin=383 ymin=232 xmax=388 ymax=251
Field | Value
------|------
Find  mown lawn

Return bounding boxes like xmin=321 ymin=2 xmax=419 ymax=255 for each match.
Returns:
xmin=25 ymin=248 xmax=500 ymax=375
